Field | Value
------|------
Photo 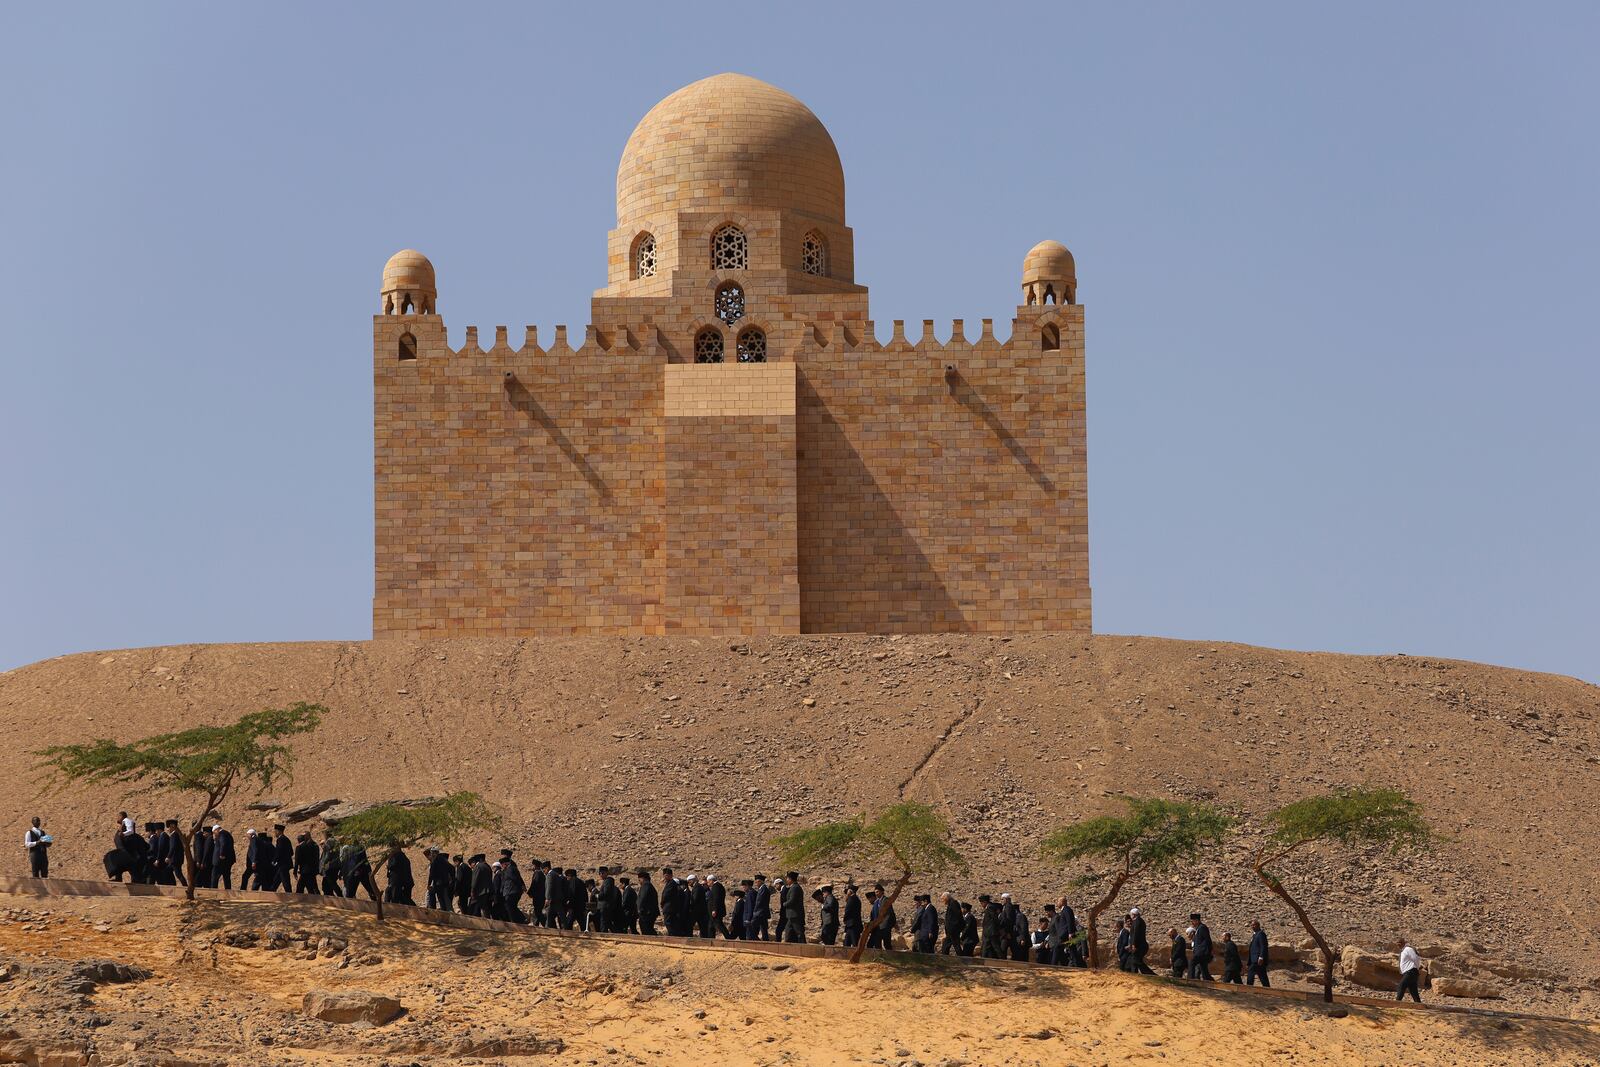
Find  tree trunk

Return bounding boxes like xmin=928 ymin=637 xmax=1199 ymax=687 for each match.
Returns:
xmin=848 ymin=870 xmax=911 ymax=964
xmin=1254 ymin=864 xmax=1336 ymax=1002
xmin=1083 ymin=869 xmax=1129 ymax=970
xmin=183 ymin=792 xmax=222 ymax=902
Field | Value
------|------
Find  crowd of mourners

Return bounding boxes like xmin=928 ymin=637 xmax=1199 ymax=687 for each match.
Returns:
xmin=21 ymin=812 xmax=1427 ymax=1003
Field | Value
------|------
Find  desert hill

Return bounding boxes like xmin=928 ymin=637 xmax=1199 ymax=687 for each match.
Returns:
xmin=2 ymin=634 xmax=1598 ymax=1018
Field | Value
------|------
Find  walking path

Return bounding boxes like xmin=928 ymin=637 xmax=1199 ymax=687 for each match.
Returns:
xmin=0 ymin=876 xmax=1584 ymax=1026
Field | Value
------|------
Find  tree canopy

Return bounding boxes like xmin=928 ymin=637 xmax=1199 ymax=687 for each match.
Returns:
xmin=332 ymin=792 xmax=501 ymax=854
xmin=1040 ymin=796 xmax=1233 ymax=968
xmin=33 ymin=702 xmax=326 ymax=899
xmin=1253 ymin=786 xmax=1433 ymax=1001
xmin=773 ymin=801 xmax=966 ymax=962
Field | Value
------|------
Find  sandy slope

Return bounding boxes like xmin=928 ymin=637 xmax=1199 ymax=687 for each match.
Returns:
xmin=2 ymin=634 xmax=1598 ymax=1020
xmin=2 ymin=892 xmax=1598 ymax=1066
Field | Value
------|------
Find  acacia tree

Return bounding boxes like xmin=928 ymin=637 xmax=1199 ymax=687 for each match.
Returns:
xmin=34 ymin=702 xmax=325 ymax=901
xmin=1253 ymin=787 xmax=1432 ymax=1002
xmin=330 ymin=793 xmax=501 ymax=920
xmin=773 ymin=802 xmax=966 ymax=963
xmin=1040 ymin=796 xmax=1233 ymax=969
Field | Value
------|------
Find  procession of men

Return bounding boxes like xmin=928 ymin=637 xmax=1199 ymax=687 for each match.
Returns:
xmin=31 ymin=810 xmax=1414 ymax=1001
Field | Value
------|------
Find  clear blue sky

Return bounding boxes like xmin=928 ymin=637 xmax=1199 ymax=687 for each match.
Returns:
xmin=2 ymin=4 xmax=1596 ymax=681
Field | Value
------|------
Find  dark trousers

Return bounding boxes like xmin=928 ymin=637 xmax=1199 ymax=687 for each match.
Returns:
xmin=820 ymin=924 xmax=839 ymax=946
xmin=940 ymin=933 xmax=959 ymax=955
xmin=749 ymin=919 xmax=768 ymax=941
xmin=427 ymin=886 xmax=453 ymax=911
xmin=639 ymin=917 xmax=657 ymax=935
xmin=915 ymin=935 xmax=935 ymax=953
xmin=783 ymin=920 xmax=804 ymax=944
xmin=1130 ymin=950 xmax=1153 ymax=974
xmin=322 ymin=871 xmax=342 ymax=896
xmin=1247 ymin=961 xmax=1270 ymax=986
xmin=1188 ymin=956 xmax=1214 ymax=980
xmin=173 ymin=863 xmax=187 ymax=887
xmin=457 ymin=891 xmax=472 ymax=914
xmin=867 ymin=926 xmax=891 ymax=950
xmin=295 ymin=871 xmax=317 ymax=893
xmin=1397 ymin=969 xmax=1421 ymax=1002
xmin=843 ymin=925 xmax=861 ymax=948
xmin=28 ymin=852 xmax=47 ymax=878
xmin=195 ymin=865 xmax=211 ymax=890
xmin=1172 ymin=960 xmax=1187 ymax=978
xmin=1223 ymin=965 xmax=1242 ymax=984
xmin=212 ymin=863 xmax=233 ymax=890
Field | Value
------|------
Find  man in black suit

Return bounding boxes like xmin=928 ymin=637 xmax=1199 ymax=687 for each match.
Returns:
xmin=747 ymin=873 xmax=772 ymax=941
xmin=598 ymin=867 xmax=622 ymax=932
xmin=690 ymin=874 xmax=712 ymax=938
xmin=1188 ymin=913 xmax=1215 ymax=980
xmin=342 ymin=843 xmax=375 ymax=900
xmin=1221 ymin=931 xmax=1244 ymax=983
xmin=780 ymin=871 xmax=806 ymax=943
xmin=24 ymin=817 xmax=51 ymax=879
xmin=866 ymin=884 xmax=897 ymax=951
xmin=210 ymin=822 xmax=236 ymax=890
xmin=526 ymin=859 xmax=547 ymax=925
xmin=319 ymin=832 xmax=343 ymax=896
xmin=425 ymin=847 xmax=453 ymax=911
xmin=1127 ymin=907 xmax=1153 ymax=973
xmin=636 ymin=870 xmax=659 ymax=935
xmin=192 ymin=825 xmax=212 ymax=889
xmin=1247 ymin=920 xmax=1271 ymax=986
xmin=242 ymin=829 xmax=263 ymax=889
xmin=816 ymin=884 xmax=839 ymax=946
xmin=659 ymin=867 xmax=685 ymax=936
xmin=841 ymin=883 xmax=863 ymax=948
xmin=545 ymin=862 xmax=568 ymax=928
xmin=149 ymin=822 xmax=175 ymax=886
xmin=270 ymin=825 xmax=294 ymax=893
xmin=997 ymin=894 xmax=1019 ymax=959
xmin=708 ymin=875 xmax=728 ymax=938
xmin=1169 ymin=927 xmax=1189 ymax=978
xmin=454 ymin=854 xmax=473 ymax=914
xmin=293 ymin=831 xmax=320 ymax=893
xmin=911 ymin=893 xmax=937 ymax=952
xmin=564 ymin=868 xmax=585 ymax=929
xmin=621 ymin=876 xmax=638 ymax=932
xmin=940 ymin=893 xmax=963 ymax=955
xmin=385 ymin=845 xmax=415 ymax=906
xmin=498 ymin=850 xmax=526 ymax=922
xmin=960 ymin=902 xmax=979 ymax=956
xmin=979 ymin=896 xmax=1000 ymax=958
xmin=470 ymin=854 xmax=495 ymax=918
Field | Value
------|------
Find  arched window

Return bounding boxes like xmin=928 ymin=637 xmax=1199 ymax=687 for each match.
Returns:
xmin=1043 ymin=284 xmax=1057 ymax=305
xmin=715 ymin=282 xmax=745 ymax=326
xmin=401 ymin=293 xmax=415 ymax=314
xmin=1025 ymin=285 xmax=1037 ymax=306
xmin=736 ymin=328 xmax=767 ymax=363
xmin=695 ymin=328 xmax=724 ymax=363
xmin=712 ymin=224 xmax=748 ymax=270
xmin=398 ymin=331 xmax=418 ymax=361
xmin=634 ymin=232 xmax=657 ymax=279
xmin=801 ymin=230 xmax=827 ymax=276
xmin=1041 ymin=324 xmax=1060 ymax=351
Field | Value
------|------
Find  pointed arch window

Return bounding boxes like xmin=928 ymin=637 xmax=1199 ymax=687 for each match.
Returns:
xmin=712 ymin=225 xmax=748 ymax=270
xmin=398 ymin=331 xmax=418 ymax=361
xmin=633 ymin=232 xmax=657 ymax=279
xmin=801 ymin=230 xmax=827 ymax=276
xmin=736 ymin=328 xmax=767 ymax=363
xmin=695 ymin=328 xmax=724 ymax=363
xmin=1041 ymin=324 xmax=1060 ymax=351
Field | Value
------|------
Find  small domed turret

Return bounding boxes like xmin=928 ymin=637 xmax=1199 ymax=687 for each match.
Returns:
xmin=381 ymin=249 xmax=437 ymax=315
xmin=1021 ymin=240 xmax=1075 ymax=306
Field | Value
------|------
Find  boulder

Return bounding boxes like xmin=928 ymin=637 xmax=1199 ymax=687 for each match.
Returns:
xmin=320 ymin=797 xmax=440 ymax=825
xmin=70 ymin=960 xmax=151 ymax=985
xmin=245 ymin=799 xmax=284 ymax=812
xmin=1432 ymin=977 xmax=1503 ymax=1000
xmin=279 ymin=798 xmax=341 ymax=824
xmin=1339 ymin=946 xmax=1405 ymax=991
xmin=302 ymin=989 xmax=403 ymax=1026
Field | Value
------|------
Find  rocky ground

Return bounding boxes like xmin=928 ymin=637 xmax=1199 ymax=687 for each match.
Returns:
xmin=2 ymin=892 xmax=1599 ymax=1066
xmin=2 ymin=634 xmax=1598 ymax=1022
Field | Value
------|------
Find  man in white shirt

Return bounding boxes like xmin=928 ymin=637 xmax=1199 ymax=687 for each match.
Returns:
xmin=24 ymin=817 xmax=51 ymax=878
xmin=1396 ymin=938 xmax=1423 ymax=1002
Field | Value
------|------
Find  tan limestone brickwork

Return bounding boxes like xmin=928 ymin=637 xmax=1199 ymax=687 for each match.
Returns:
xmin=372 ymin=73 xmax=1090 ymax=639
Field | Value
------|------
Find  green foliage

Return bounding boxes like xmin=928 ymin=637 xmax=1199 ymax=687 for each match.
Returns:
xmin=1264 ymin=787 xmax=1432 ymax=854
xmin=34 ymin=702 xmax=325 ymax=803
xmin=332 ymin=792 xmax=501 ymax=852
xmin=773 ymin=802 xmax=967 ymax=877
xmin=1040 ymin=796 xmax=1233 ymax=874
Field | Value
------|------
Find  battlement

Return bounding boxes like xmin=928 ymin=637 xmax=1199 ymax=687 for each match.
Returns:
xmin=379 ymin=303 xmax=1085 ymax=368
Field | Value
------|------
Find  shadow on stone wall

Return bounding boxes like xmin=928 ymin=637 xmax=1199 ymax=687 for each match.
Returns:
xmin=504 ymin=377 xmax=612 ymax=502
xmin=796 ymin=374 xmax=961 ymax=631
xmin=946 ymin=370 xmax=1055 ymax=494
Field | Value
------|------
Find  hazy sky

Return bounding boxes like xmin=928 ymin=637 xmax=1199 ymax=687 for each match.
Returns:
xmin=2 ymin=4 xmax=1596 ymax=682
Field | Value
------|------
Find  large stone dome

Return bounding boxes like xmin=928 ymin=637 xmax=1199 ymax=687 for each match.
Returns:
xmin=616 ymin=73 xmax=845 ymax=226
